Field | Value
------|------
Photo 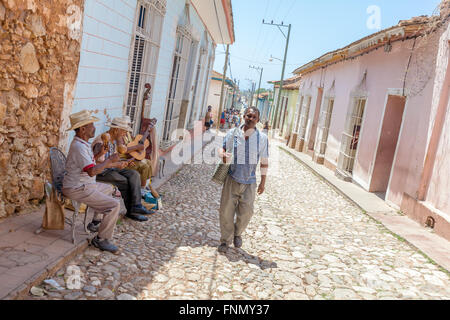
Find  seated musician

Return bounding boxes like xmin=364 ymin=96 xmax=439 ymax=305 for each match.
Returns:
xmin=92 ymin=117 xmax=154 ymax=223
xmin=62 ymin=110 xmax=120 ymax=253
xmin=121 ymin=117 xmax=160 ymax=200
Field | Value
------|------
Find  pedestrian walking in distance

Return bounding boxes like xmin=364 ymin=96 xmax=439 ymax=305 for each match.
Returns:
xmin=218 ymin=107 xmax=269 ymax=253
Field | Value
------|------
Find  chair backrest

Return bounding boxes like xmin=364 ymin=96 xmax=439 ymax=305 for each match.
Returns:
xmin=49 ymin=147 xmax=67 ymax=194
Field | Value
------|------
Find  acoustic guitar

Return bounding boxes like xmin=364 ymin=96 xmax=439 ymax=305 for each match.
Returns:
xmin=127 ymin=125 xmax=151 ymax=161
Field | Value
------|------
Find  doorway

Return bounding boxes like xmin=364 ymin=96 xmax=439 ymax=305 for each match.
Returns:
xmin=308 ymin=88 xmax=324 ymax=150
xmin=280 ymin=96 xmax=289 ymax=135
xmin=318 ymin=98 xmax=334 ymax=156
xmin=370 ymin=95 xmax=406 ymax=193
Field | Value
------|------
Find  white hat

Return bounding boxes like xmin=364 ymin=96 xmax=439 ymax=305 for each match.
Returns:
xmin=106 ymin=117 xmax=133 ymax=132
xmin=123 ymin=115 xmax=132 ymax=124
xmin=67 ymin=110 xmax=99 ymax=131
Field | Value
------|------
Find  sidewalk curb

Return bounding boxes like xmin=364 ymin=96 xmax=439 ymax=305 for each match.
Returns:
xmin=279 ymin=144 xmax=450 ymax=273
xmin=7 ymin=240 xmax=89 ymax=300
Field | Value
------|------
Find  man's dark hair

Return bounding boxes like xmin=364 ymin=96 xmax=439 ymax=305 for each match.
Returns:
xmin=74 ymin=128 xmax=80 ymax=134
xmin=244 ymin=106 xmax=260 ymax=119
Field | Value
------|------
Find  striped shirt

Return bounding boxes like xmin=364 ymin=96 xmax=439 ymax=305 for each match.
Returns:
xmin=223 ymin=126 xmax=269 ymax=185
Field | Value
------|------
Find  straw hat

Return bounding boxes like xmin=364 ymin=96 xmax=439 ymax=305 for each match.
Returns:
xmin=106 ymin=116 xmax=133 ymax=132
xmin=67 ymin=110 xmax=99 ymax=131
xmin=123 ymin=116 xmax=132 ymax=125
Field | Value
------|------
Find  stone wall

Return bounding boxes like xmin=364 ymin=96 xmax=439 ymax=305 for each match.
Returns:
xmin=0 ymin=0 xmax=84 ymax=218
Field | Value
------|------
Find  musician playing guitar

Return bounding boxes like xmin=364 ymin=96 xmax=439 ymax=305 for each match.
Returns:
xmin=121 ymin=118 xmax=160 ymax=200
xmin=92 ymin=116 xmax=154 ymax=222
xmin=120 ymin=83 xmax=160 ymax=200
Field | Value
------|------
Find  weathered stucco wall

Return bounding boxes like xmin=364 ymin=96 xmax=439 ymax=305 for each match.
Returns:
xmin=425 ymin=21 xmax=450 ymax=215
xmin=0 ymin=0 xmax=84 ymax=218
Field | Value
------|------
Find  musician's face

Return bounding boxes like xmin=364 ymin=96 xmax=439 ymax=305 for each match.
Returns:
xmin=117 ymin=128 xmax=127 ymax=138
xmin=81 ymin=123 xmax=95 ymax=139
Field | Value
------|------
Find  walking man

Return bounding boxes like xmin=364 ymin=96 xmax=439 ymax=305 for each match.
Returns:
xmin=62 ymin=110 xmax=121 ymax=253
xmin=218 ymin=107 xmax=269 ymax=253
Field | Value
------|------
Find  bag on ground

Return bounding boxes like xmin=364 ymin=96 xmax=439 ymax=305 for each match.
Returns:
xmin=42 ymin=181 xmax=65 ymax=230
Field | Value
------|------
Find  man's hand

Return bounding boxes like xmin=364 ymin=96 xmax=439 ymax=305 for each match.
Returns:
xmin=109 ymin=153 xmax=121 ymax=163
xmin=109 ymin=160 xmax=128 ymax=170
xmin=117 ymin=161 xmax=129 ymax=170
xmin=136 ymin=144 xmax=145 ymax=152
xmin=218 ymin=148 xmax=232 ymax=164
xmin=223 ymin=152 xmax=232 ymax=164
xmin=93 ymin=142 xmax=108 ymax=161
xmin=257 ymin=183 xmax=265 ymax=195
xmin=100 ymin=144 xmax=108 ymax=156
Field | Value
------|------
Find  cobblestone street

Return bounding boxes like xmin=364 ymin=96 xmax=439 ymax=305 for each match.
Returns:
xmin=27 ymin=140 xmax=450 ymax=300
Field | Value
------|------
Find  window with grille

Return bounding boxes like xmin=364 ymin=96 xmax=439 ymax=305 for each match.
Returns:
xmin=198 ymin=49 xmax=213 ymax=120
xmin=188 ymin=56 xmax=202 ymax=125
xmin=125 ymin=0 xmax=165 ymax=132
xmin=299 ymin=96 xmax=312 ymax=140
xmin=319 ymin=98 xmax=334 ymax=155
xmin=338 ymin=98 xmax=366 ymax=173
xmin=162 ymin=27 xmax=191 ymax=146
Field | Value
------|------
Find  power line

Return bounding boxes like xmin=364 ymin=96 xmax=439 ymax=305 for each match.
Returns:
xmin=254 ymin=0 xmax=289 ymax=65
xmin=225 ymin=52 xmax=301 ymax=66
xmin=281 ymin=0 xmax=297 ymax=22
xmin=249 ymin=0 xmax=270 ymax=64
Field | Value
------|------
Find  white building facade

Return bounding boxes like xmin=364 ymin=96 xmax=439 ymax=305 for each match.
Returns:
xmin=63 ymin=0 xmax=234 ymax=151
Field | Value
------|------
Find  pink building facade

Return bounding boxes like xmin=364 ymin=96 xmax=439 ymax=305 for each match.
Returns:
xmin=289 ymin=9 xmax=450 ymax=240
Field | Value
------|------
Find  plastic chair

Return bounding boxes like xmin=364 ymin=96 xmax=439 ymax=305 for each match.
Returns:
xmin=35 ymin=147 xmax=90 ymax=244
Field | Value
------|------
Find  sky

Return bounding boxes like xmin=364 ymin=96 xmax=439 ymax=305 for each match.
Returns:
xmin=213 ymin=0 xmax=442 ymax=91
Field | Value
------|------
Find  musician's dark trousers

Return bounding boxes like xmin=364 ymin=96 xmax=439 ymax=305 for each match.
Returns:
xmin=97 ymin=168 xmax=142 ymax=214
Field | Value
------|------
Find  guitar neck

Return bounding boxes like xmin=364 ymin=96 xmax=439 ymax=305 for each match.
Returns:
xmin=139 ymin=130 xmax=150 ymax=144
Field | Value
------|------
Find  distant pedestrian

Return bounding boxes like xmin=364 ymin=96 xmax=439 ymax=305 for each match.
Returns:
xmin=220 ymin=110 xmax=226 ymax=129
xmin=263 ymin=121 xmax=270 ymax=135
xmin=205 ymin=106 xmax=213 ymax=130
xmin=218 ymin=107 xmax=269 ymax=253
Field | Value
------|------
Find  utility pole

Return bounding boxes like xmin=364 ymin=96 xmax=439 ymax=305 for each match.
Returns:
xmin=249 ymin=65 xmax=263 ymax=109
xmin=217 ymin=44 xmax=230 ymax=129
xmin=250 ymin=81 xmax=256 ymax=108
xmin=245 ymin=78 xmax=256 ymax=108
xmin=263 ymin=20 xmax=291 ymax=130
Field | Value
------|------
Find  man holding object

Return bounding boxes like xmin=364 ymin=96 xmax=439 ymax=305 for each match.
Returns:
xmin=62 ymin=110 xmax=121 ymax=253
xmin=218 ymin=107 xmax=269 ymax=253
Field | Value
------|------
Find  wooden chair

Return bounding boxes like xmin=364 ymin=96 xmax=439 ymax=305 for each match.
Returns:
xmin=35 ymin=147 xmax=90 ymax=244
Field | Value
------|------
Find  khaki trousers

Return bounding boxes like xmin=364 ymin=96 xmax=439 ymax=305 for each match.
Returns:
xmin=127 ymin=159 xmax=152 ymax=186
xmin=219 ymin=175 xmax=257 ymax=245
xmin=62 ymin=183 xmax=120 ymax=240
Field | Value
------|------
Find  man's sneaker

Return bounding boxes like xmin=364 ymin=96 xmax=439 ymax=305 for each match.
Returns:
xmin=131 ymin=204 xmax=154 ymax=215
xmin=91 ymin=236 xmax=118 ymax=254
xmin=218 ymin=243 xmax=228 ymax=253
xmin=87 ymin=220 xmax=101 ymax=233
xmin=233 ymin=236 xmax=242 ymax=248
xmin=126 ymin=213 xmax=148 ymax=222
